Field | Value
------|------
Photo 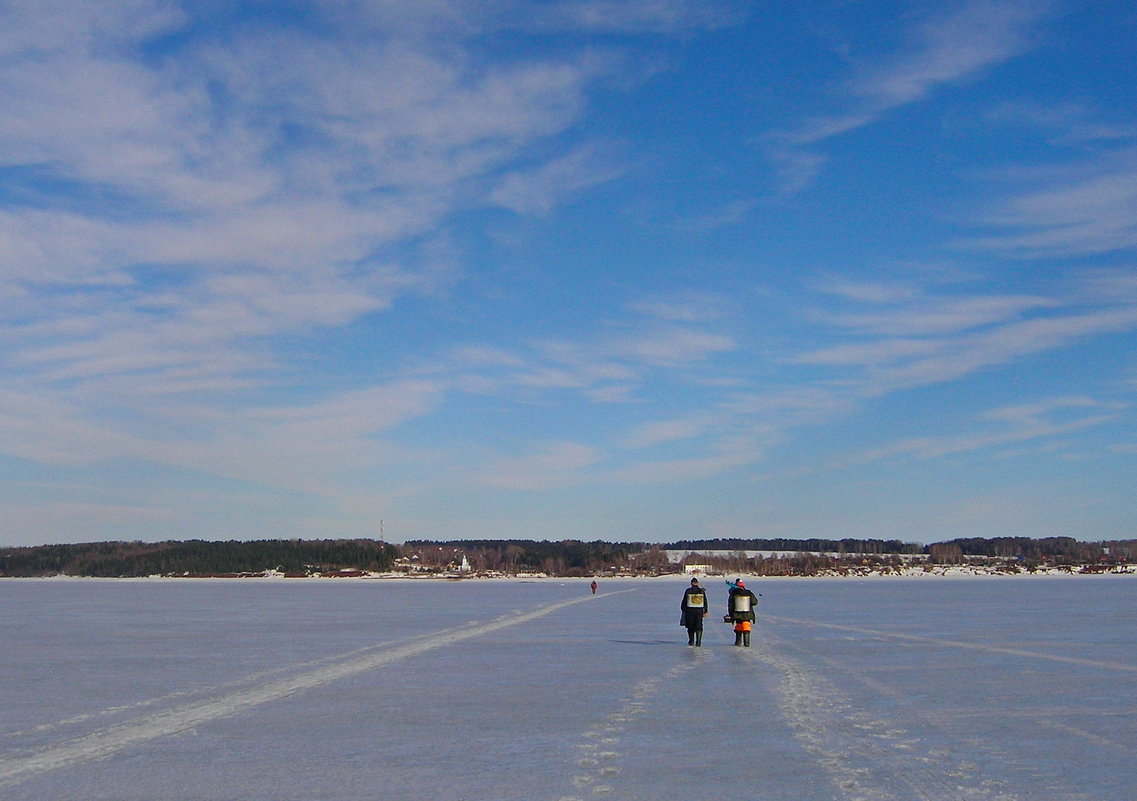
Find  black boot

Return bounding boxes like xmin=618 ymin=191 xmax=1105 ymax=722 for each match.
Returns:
xmin=695 ymin=631 xmax=702 ymax=647
xmin=743 ymin=631 xmax=751 ymax=647
xmin=687 ymin=630 xmax=695 ymax=646
xmin=734 ymin=631 xmax=742 ymax=646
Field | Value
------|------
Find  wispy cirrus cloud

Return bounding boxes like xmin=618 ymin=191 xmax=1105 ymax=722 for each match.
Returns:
xmin=0 ymin=5 xmax=611 ymax=286
xmin=840 ymin=396 xmax=1126 ymax=466
xmin=420 ymin=271 xmax=1135 ymax=492
xmin=985 ymin=101 xmax=1137 ymax=145
xmin=796 ymin=275 xmax=1137 ymax=395
xmin=611 ymin=327 xmax=736 ymax=367
xmin=0 ymin=371 xmax=449 ymax=499
xmin=622 ymin=414 xmax=718 ymax=449
xmin=765 ymin=0 xmax=1056 ymax=191
xmin=1 ymin=1 xmax=1132 ymax=547
xmin=449 ymin=320 xmax=733 ymax=398
xmin=475 ymin=440 xmax=604 ymax=490
xmin=963 ymin=150 xmax=1137 ymax=259
xmin=0 ymin=7 xmax=669 ymax=423
xmin=526 ymin=0 xmax=744 ymax=34
xmin=1 ymin=2 xmax=721 ymax=533
xmin=610 ymin=434 xmax=768 ymax=485
xmin=627 ymin=290 xmax=734 ymax=323
xmin=842 ymin=0 xmax=1048 ymax=113
xmin=805 ymin=306 xmax=1137 ymax=395
xmin=490 ymin=143 xmax=626 ymax=215
xmin=814 ymin=292 xmax=1059 ymax=337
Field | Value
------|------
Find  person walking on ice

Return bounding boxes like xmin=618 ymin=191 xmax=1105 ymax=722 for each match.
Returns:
xmin=726 ymin=578 xmax=759 ymax=647
xmin=680 ymin=577 xmax=708 ymax=646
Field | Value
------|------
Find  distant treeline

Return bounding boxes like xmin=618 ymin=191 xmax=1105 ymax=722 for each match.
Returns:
xmin=0 ymin=539 xmax=399 ymax=578
xmin=0 ymin=536 xmax=1132 ymax=578
xmin=930 ymin=536 xmax=1130 ymax=561
xmin=663 ymin=537 xmax=923 ymax=554
xmin=667 ymin=536 xmax=1135 ymax=562
xmin=409 ymin=536 xmax=1135 ymax=576
xmin=405 ymin=539 xmax=644 ymax=577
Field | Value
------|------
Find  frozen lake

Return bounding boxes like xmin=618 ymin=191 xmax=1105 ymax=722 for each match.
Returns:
xmin=1 ymin=576 xmax=1134 ymax=801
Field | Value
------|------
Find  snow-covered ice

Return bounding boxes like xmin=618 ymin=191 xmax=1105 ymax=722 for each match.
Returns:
xmin=1 ymin=575 xmax=1134 ymax=800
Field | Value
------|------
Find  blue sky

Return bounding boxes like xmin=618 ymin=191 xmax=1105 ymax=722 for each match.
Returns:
xmin=2 ymin=0 xmax=1135 ymax=548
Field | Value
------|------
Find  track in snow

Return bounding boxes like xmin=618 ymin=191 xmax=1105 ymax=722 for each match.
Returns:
xmin=0 ymin=590 xmax=618 ymax=788
xmin=763 ymin=614 xmax=1137 ymax=673
xmin=750 ymin=630 xmax=1024 ymax=801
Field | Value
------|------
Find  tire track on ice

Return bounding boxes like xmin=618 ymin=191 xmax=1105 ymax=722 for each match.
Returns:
xmin=1036 ymin=719 xmax=1131 ymax=755
xmin=4 ymin=653 xmax=350 ymax=742
xmin=752 ymin=631 xmax=1021 ymax=801
xmin=807 ymin=652 xmax=1121 ymax=798
xmin=0 ymin=590 xmax=618 ymax=787
xmin=557 ymin=653 xmax=706 ymax=799
xmin=763 ymin=615 xmax=1137 ymax=674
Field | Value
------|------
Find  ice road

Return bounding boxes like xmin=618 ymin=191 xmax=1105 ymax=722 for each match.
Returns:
xmin=1 ymin=576 xmax=1134 ymax=800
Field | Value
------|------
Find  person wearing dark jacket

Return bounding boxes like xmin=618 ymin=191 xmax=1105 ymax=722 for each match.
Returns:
xmin=727 ymin=578 xmax=758 ymax=647
xmin=680 ymin=578 xmax=709 ymax=646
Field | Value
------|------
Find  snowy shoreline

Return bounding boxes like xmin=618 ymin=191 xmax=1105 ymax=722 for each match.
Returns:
xmin=3 ymin=565 xmax=1135 ymax=582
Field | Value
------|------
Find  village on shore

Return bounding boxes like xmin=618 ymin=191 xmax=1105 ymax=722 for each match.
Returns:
xmin=272 ymin=542 xmax=1135 ymax=580
xmin=269 ymin=560 xmax=1137 ymax=580
xmin=15 ymin=554 xmax=1135 ymax=581
xmin=4 ymin=537 xmax=1134 ymax=580
xmin=160 ymin=564 xmax=1137 ymax=581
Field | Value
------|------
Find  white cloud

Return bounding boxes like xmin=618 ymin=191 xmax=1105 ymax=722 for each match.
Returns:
xmin=0 ymin=387 xmax=144 ymax=467
xmin=613 ymin=327 xmax=736 ymax=367
xmin=766 ymin=0 xmax=1055 ymax=190
xmin=623 ymin=416 xmax=713 ymax=449
xmin=0 ymin=4 xmax=609 ymax=286
xmin=486 ymin=317 xmax=735 ymax=397
xmin=965 ymin=152 xmax=1137 ymax=259
xmin=841 ymin=396 xmax=1124 ymax=466
xmin=722 ymin=387 xmax=853 ymax=424
xmin=476 ymin=441 xmax=603 ymax=490
xmin=611 ymin=438 xmax=765 ymax=485
xmin=0 ymin=373 xmax=448 ymax=502
xmin=627 ymin=291 xmax=733 ymax=323
xmin=0 ymin=1 xmax=647 ymax=503
xmin=816 ymin=279 xmax=924 ymax=305
xmin=846 ymin=0 xmax=1047 ymax=111
xmin=986 ymin=101 xmax=1137 ymax=145
xmin=447 ymin=345 xmax=528 ymax=369
xmin=797 ymin=337 xmax=944 ymax=370
xmin=675 ymin=199 xmax=755 ymax=232
xmin=528 ymin=0 xmax=743 ymax=34
xmin=763 ymin=145 xmax=828 ymax=196
xmin=868 ymin=307 xmax=1137 ymax=394
xmin=0 ymin=501 xmax=170 ymax=544
xmin=2 ymin=2 xmax=1131 ymax=547
xmin=818 ymin=293 xmax=1059 ymax=337
xmin=0 ymin=0 xmax=182 ymax=55
xmin=794 ymin=277 xmax=1137 ymax=395
xmin=490 ymin=143 xmax=626 ymax=215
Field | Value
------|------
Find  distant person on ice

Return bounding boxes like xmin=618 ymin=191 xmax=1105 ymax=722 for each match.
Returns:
xmin=726 ymin=578 xmax=759 ymax=647
xmin=680 ymin=577 xmax=709 ymax=646
xmin=590 ymin=580 xmax=598 ymax=594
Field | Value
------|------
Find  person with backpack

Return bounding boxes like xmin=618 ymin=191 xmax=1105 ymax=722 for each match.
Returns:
xmin=680 ymin=577 xmax=709 ymax=646
xmin=726 ymin=578 xmax=759 ymax=647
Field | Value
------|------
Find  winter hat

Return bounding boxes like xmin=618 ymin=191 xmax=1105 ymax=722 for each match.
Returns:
xmin=736 ymin=579 xmax=745 ymax=588
xmin=691 ymin=578 xmax=699 ymax=584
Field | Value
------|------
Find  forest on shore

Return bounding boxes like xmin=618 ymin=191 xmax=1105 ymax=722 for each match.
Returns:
xmin=1 ymin=535 xmax=1133 ymax=578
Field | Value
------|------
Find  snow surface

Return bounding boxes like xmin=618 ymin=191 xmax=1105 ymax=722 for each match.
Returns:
xmin=1 ymin=575 xmax=1134 ymax=801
